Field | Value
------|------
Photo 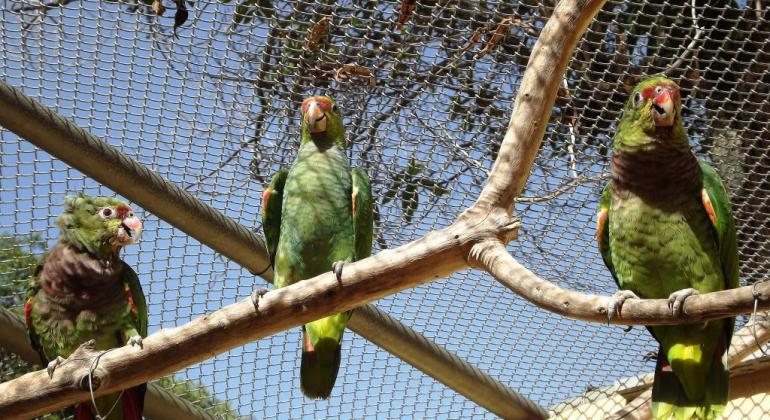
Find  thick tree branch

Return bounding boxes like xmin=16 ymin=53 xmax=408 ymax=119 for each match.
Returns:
xmin=470 ymin=240 xmax=770 ymax=325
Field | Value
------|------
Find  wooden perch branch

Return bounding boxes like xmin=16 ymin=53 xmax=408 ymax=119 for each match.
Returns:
xmin=471 ymin=240 xmax=770 ymax=325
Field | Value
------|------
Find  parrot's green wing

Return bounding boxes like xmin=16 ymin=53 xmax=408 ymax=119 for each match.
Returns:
xmin=351 ymin=168 xmax=373 ymax=261
xmin=596 ymin=182 xmax=620 ymax=288
xmin=122 ymin=265 xmax=148 ymax=337
xmin=699 ymin=160 xmax=739 ymax=292
xmin=24 ymin=260 xmax=48 ymax=366
xmin=262 ymin=169 xmax=289 ymax=267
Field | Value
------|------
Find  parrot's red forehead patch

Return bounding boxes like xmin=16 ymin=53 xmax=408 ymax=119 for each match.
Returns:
xmin=641 ymin=83 xmax=680 ymax=101
xmin=301 ymin=97 xmax=334 ymax=114
xmin=115 ymin=205 xmax=132 ymax=219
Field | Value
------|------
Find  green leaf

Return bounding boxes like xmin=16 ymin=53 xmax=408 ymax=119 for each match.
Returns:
xmin=401 ymin=182 xmax=418 ymax=223
xmin=432 ymin=184 xmax=448 ymax=197
xmin=406 ymin=157 xmax=422 ymax=176
xmin=231 ymin=0 xmax=273 ymax=26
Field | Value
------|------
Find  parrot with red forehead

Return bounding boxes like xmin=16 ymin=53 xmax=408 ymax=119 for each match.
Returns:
xmin=258 ymin=95 xmax=372 ymax=399
xmin=597 ymin=76 xmax=738 ymax=419
xmin=25 ymin=194 xmax=147 ymax=420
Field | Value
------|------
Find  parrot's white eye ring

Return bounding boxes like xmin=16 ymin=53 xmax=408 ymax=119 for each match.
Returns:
xmin=634 ymin=92 xmax=644 ymax=108
xmin=98 ymin=207 xmax=116 ymax=219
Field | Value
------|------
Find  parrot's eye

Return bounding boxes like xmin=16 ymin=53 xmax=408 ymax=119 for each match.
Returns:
xmin=633 ymin=92 xmax=644 ymax=108
xmin=127 ymin=211 xmax=134 ymax=218
xmin=655 ymin=86 xmax=664 ymax=95
xmin=97 ymin=208 xmax=115 ymax=219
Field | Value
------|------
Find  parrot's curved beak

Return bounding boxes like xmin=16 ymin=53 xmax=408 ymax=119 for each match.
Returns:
xmin=117 ymin=214 xmax=142 ymax=245
xmin=651 ymin=88 xmax=675 ymax=127
xmin=304 ymin=100 xmax=327 ymax=134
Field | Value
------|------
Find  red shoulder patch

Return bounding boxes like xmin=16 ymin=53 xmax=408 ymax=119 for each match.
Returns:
xmin=262 ymin=188 xmax=272 ymax=213
xmin=596 ymin=209 xmax=608 ymax=248
xmin=23 ymin=298 xmax=34 ymax=330
xmin=124 ymin=282 xmax=138 ymax=315
xmin=701 ymin=189 xmax=718 ymax=228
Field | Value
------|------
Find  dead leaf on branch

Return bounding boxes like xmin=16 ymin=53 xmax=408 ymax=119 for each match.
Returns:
xmin=151 ymin=0 xmax=166 ymax=16
xmin=305 ymin=16 xmax=331 ymax=52
xmin=334 ymin=64 xmax=376 ymax=87
xmin=459 ymin=25 xmax=489 ymax=53
xmin=474 ymin=17 xmax=522 ymax=59
xmin=396 ymin=0 xmax=417 ymax=30
xmin=173 ymin=0 xmax=188 ymax=38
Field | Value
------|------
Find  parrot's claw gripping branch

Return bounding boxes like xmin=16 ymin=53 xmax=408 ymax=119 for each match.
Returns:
xmin=332 ymin=261 xmax=345 ymax=284
xmin=127 ymin=335 xmax=144 ymax=349
xmin=667 ymin=288 xmax=700 ymax=318
xmin=251 ymin=289 xmax=270 ymax=313
xmin=606 ymin=290 xmax=640 ymax=324
xmin=46 ymin=356 xmax=65 ymax=379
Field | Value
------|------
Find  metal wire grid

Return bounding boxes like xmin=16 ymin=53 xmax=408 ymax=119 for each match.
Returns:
xmin=0 ymin=0 xmax=768 ymax=417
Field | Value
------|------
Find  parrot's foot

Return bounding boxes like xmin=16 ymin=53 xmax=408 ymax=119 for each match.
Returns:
xmin=127 ymin=335 xmax=143 ymax=349
xmin=332 ymin=261 xmax=345 ymax=285
xmin=667 ymin=288 xmax=699 ymax=318
xmin=607 ymin=290 xmax=639 ymax=324
xmin=251 ymin=288 xmax=269 ymax=313
xmin=642 ymin=351 xmax=657 ymax=362
xmin=46 ymin=356 xmax=65 ymax=379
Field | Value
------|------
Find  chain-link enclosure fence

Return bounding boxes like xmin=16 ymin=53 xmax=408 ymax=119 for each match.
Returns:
xmin=0 ymin=0 xmax=769 ymax=418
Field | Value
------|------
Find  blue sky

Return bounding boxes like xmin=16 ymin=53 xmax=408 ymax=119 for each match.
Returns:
xmin=0 ymin=0 xmax=694 ymax=418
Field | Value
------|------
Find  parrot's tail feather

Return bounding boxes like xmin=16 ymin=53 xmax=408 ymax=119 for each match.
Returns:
xmin=300 ymin=330 xmax=342 ymax=400
xmin=651 ymin=346 xmax=728 ymax=420
xmin=121 ymin=383 xmax=147 ymax=420
xmin=73 ymin=403 xmax=94 ymax=420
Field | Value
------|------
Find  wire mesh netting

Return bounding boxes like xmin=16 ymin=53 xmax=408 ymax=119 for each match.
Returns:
xmin=1 ymin=0 xmax=769 ymax=418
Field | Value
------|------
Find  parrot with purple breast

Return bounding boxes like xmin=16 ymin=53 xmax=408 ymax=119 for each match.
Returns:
xmin=25 ymin=194 xmax=147 ymax=420
xmin=597 ymin=76 xmax=739 ymax=419
xmin=257 ymin=96 xmax=373 ymax=399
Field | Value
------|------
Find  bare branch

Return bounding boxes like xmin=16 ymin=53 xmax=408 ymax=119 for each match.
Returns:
xmin=561 ymin=77 xmax=579 ymax=179
xmin=663 ymin=0 xmax=703 ymax=76
xmin=470 ymin=239 xmax=770 ymax=325
xmin=515 ymin=174 xmax=608 ymax=203
xmin=10 ymin=0 xmax=78 ymax=13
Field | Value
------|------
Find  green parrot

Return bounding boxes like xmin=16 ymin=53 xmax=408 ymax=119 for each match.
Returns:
xmin=257 ymin=95 xmax=373 ymax=399
xmin=597 ymin=77 xmax=739 ymax=419
xmin=25 ymin=194 xmax=147 ymax=420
